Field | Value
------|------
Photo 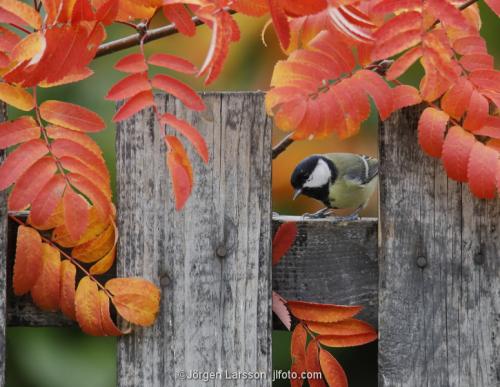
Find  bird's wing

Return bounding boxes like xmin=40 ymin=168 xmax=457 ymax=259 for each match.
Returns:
xmin=329 ymin=153 xmax=378 ymax=186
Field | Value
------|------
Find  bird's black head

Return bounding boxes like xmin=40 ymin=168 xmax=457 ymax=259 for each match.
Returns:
xmin=290 ymin=155 xmax=336 ymax=206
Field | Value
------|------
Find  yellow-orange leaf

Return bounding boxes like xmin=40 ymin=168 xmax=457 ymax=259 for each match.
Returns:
xmin=40 ymin=100 xmax=105 ymax=133
xmin=287 ymin=300 xmax=362 ymax=323
xmin=31 ymin=243 xmax=61 ymax=311
xmin=165 ymin=136 xmax=193 ymax=210
xmin=319 ymin=349 xmax=347 ymax=387
xmin=98 ymin=291 xmax=124 ymax=336
xmin=72 ymin=223 xmax=115 ymax=263
xmin=90 ymin=245 xmax=116 ymax=275
xmin=13 ymin=225 xmax=43 ymax=296
xmin=0 ymin=0 xmax=42 ymax=29
xmin=75 ymin=276 xmax=105 ymax=336
xmin=0 ymin=83 xmax=34 ymax=111
xmin=60 ymin=260 xmax=76 ymax=320
xmin=63 ymin=189 xmax=90 ymax=241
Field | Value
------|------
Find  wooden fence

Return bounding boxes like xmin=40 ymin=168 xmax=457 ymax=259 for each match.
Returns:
xmin=0 ymin=92 xmax=499 ymax=386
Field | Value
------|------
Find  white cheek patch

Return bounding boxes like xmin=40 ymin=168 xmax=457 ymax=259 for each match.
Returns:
xmin=304 ymin=159 xmax=331 ymax=188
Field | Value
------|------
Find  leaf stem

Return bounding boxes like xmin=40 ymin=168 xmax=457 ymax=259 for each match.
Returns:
xmin=9 ymin=23 xmax=31 ymax=34
xmin=272 ymin=133 xmax=295 ymax=159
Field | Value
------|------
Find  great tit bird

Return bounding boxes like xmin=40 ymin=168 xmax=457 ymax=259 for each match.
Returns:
xmin=291 ymin=153 xmax=378 ymax=219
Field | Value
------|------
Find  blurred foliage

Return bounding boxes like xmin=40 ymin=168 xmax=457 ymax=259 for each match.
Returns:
xmin=5 ymin=3 xmax=499 ymax=387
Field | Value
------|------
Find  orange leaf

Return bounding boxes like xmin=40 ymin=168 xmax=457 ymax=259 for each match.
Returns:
xmin=95 ymin=0 xmax=119 ymax=25
xmin=112 ymin=90 xmax=154 ymax=122
xmin=30 ymin=175 xmax=66 ymax=226
xmin=230 ymin=0 xmax=268 ymax=16
xmin=290 ymin=324 xmax=307 ymax=386
xmin=67 ymin=173 xmax=112 ymax=222
xmin=98 ymin=291 xmax=124 ymax=336
xmin=441 ymin=78 xmax=473 ymax=120
xmin=72 ymin=223 xmax=115 ymax=263
xmin=305 ymin=341 xmax=326 ymax=387
xmin=28 ymin=200 xmax=64 ymax=230
xmin=59 ymin=156 xmax=111 ymax=199
xmin=418 ymin=107 xmax=449 ymax=158
xmin=463 ymin=90 xmax=489 ymax=132
xmin=467 ymin=142 xmax=498 ymax=199
xmin=114 ymin=53 xmax=148 ymax=73
xmin=40 ymin=100 xmax=105 ymax=133
xmin=0 ymin=139 xmax=47 ymax=190
xmin=287 ymin=300 xmax=362 ymax=323
xmin=0 ymin=26 xmax=21 ymax=52
xmin=13 ymin=225 xmax=43 ymax=296
xmin=0 ymin=116 xmax=40 ymax=149
xmin=272 ymin=222 xmax=297 ymax=265
xmin=46 ymin=125 xmax=103 ymax=157
xmin=75 ymin=276 xmax=105 ymax=336
xmin=306 ymin=319 xmax=377 ymax=336
xmin=352 ymin=70 xmax=394 ymax=120
xmin=31 ymin=243 xmax=61 ymax=311
xmin=148 ymin=53 xmax=197 ymax=74
xmin=0 ymin=83 xmax=34 ymax=111
xmin=317 ymin=332 xmax=378 ymax=347
xmin=63 ymin=189 xmax=90 ymax=241
xmin=105 ymin=73 xmax=151 ymax=101
xmin=152 ymin=75 xmax=205 ymax=111
xmin=282 ymin=0 xmax=326 ymax=17
xmin=8 ymin=157 xmax=57 ymax=211
xmin=90 ymin=245 xmax=116 ymax=275
xmin=165 ymin=135 xmax=193 ymax=210
xmin=319 ymin=349 xmax=347 ymax=387
xmin=0 ymin=0 xmax=42 ymax=29
xmin=442 ymin=126 xmax=476 ymax=182
xmin=162 ymin=4 xmax=196 ymax=37
xmin=391 ymin=85 xmax=422 ymax=111
xmin=161 ymin=113 xmax=208 ymax=163
xmin=60 ymin=260 xmax=76 ymax=320
xmin=268 ymin=0 xmax=290 ymax=49
xmin=106 ymin=278 xmax=160 ymax=326
xmin=386 ymin=46 xmax=423 ymax=81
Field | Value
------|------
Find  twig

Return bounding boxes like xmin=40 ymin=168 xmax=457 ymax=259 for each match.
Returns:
xmin=95 ymin=9 xmax=237 ymax=58
xmin=272 ymin=133 xmax=295 ymax=159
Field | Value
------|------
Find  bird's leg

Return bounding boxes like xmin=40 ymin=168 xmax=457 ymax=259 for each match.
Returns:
xmin=331 ymin=205 xmax=363 ymax=223
xmin=302 ymin=207 xmax=333 ymax=219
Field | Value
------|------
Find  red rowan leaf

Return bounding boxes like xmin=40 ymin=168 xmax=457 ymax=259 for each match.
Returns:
xmin=305 ymin=341 xmax=326 ymax=387
xmin=442 ymin=126 xmax=476 ymax=182
xmin=0 ymin=26 xmax=21 ymax=52
xmin=72 ymin=223 xmax=115 ymax=263
xmin=282 ymin=0 xmax=326 ymax=17
xmin=306 ymin=319 xmax=377 ymax=336
xmin=105 ymin=73 xmax=151 ymax=101
xmin=75 ymin=276 xmax=105 ymax=336
xmin=463 ymin=90 xmax=489 ymax=132
xmin=231 ymin=0 xmax=269 ymax=16
xmin=460 ymin=54 xmax=494 ymax=72
xmin=60 ymin=260 xmax=76 ymax=320
xmin=59 ymin=156 xmax=111 ymax=199
xmin=441 ymin=78 xmax=473 ymax=120
xmin=148 ymin=53 xmax=198 ymax=74
xmin=418 ymin=107 xmax=449 ymax=158
xmin=353 ymin=70 xmax=394 ymax=120
xmin=71 ymin=0 xmax=95 ymax=23
xmin=0 ymin=0 xmax=42 ymax=29
xmin=272 ymin=222 xmax=297 ymax=265
xmin=0 ymin=83 xmax=34 ymax=111
xmin=67 ymin=173 xmax=112 ymax=222
xmin=272 ymin=291 xmax=291 ymax=330
xmin=30 ymin=175 xmax=66 ymax=226
xmin=426 ymin=0 xmax=471 ymax=31
xmin=476 ymin=117 xmax=500 ymax=139
xmin=160 ymin=113 xmax=209 ymax=163
xmin=469 ymin=69 xmax=500 ymax=94
xmin=0 ymin=139 xmax=47 ymax=190
xmin=46 ymin=125 xmax=103 ymax=157
xmin=386 ymin=47 xmax=423 ymax=80
xmin=287 ymin=301 xmax=362 ymax=323
xmin=371 ymin=0 xmax=421 ymax=14
xmin=40 ymin=101 xmax=105 ymax=133
xmin=484 ymin=0 xmax=500 ymax=16
xmin=163 ymin=4 xmax=196 ymax=37
xmin=153 ymin=75 xmax=207 ymax=109
xmin=391 ymin=85 xmax=422 ymax=111
xmin=0 ymin=52 xmax=9 ymax=67
xmin=318 ymin=332 xmax=378 ymax=347
xmin=112 ymin=90 xmax=155 ymax=122
xmin=114 ymin=53 xmax=148 ymax=73
xmin=96 ymin=0 xmax=119 ymax=25
xmin=291 ymin=324 xmax=307 ymax=365
xmin=268 ymin=0 xmax=290 ymax=49
xmin=98 ymin=291 xmax=124 ymax=336
xmin=31 ymin=243 xmax=61 ymax=312
xmin=39 ymin=67 xmax=95 ymax=88
xmin=420 ymin=57 xmax=451 ymax=102
xmin=13 ymin=226 xmax=43 ymax=296
xmin=28 ymin=200 xmax=64 ymax=230
xmin=8 ymin=157 xmax=57 ymax=211
xmin=0 ymin=116 xmax=40 ymax=149
xmin=272 ymin=98 xmax=307 ymax=132
xmin=329 ymin=5 xmax=374 ymax=43
xmin=165 ymin=135 xmax=193 ymax=210
xmin=106 ymin=278 xmax=160 ymax=326
xmin=467 ymin=142 xmax=498 ymax=199
xmin=453 ymin=36 xmax=487 ymax=55
xmin=63 ymin=189 xmax=90 ymax=242
xmin=319 ymin=349 xmax=347 ymax=387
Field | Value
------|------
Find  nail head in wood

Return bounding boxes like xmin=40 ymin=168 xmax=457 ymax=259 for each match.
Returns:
xmin=416 ymin=256 xmax=427 ymax=269
xmin=216 ymin=245 xmax=227 ymax=258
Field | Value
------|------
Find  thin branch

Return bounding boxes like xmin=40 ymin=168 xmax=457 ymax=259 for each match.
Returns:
xmin=95 ymin=9 xmax=236 ymax=58
xmin=272 ymin=132 xmax=295 ymax=159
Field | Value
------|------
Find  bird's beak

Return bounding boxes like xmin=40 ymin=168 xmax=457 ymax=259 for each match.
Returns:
xmin=293 ymin=189 xmax=302 ymax=201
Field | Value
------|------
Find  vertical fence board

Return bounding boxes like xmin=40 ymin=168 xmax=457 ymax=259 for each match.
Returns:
xmin=379 ymin=106 xmax=500 ymax=386
xmin=0 ymin=102 xmax=7 ymax=387
xmin=116 ymin=92 xmax=272 ymax=387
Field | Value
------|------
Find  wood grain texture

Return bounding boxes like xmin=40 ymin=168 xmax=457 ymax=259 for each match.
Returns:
xmin=0 ymin=102 xmax=6 ymax=387
xmin=379 ymin=106 xmax=500 ymax=386
xmin=273 ymin=216 xmax=378 ymax=327
xmin=115 ymin=92 xmax=272 ymax=386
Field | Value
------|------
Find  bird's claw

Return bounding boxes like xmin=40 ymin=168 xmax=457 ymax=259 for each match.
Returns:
xmin=330 ymin=213 xmax=361 ymax=223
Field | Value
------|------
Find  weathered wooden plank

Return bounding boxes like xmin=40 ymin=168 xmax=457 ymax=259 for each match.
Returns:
xmin=378 ymin=106 xmax=500 ymax=386
xmin=0 ymin=102 xmax=7 ymax=387
xmin=116 ymin=92 xmax=272 ymax=386
xmin=273 ymin=216 xmax=378 ymax=327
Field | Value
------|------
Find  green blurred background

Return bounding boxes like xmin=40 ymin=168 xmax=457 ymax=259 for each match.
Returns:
xmin=6 ymin=4 xmax=499 ymax=387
